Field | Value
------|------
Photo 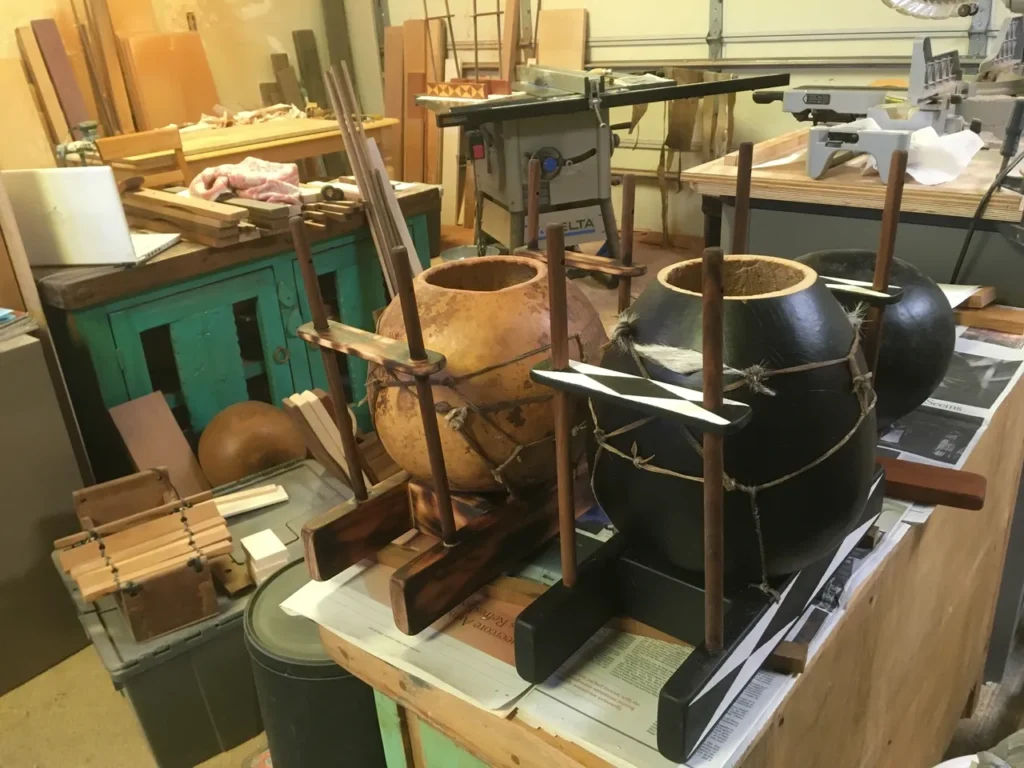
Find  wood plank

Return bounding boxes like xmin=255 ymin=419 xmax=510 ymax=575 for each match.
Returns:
xmin=218 ymin=196 xmax=290 ymax=219
xmin=0 ymin=58 xmax=57 ymax=171
xmin=301 ymin=471 xmax=413 ymax=580
xmin=122 ymin=200 xmax=236 ymax=230
xmin=0 ymin=224 xmax=25 ymax=311
xmin=723 ymin=127 xmax=808 ymax=167
xmin=424 ymin=21 xmax=446 ymax=186
xmin=108 ymin=391 xmax=212 ymax=497
xmin=390 ymin=493 xmax=558 ymax=634
xmin=345 ymin=0 xmax=386 ymax=115
xmin=499 ymin=0 xmax=521 ymax=85
xmin=296 ymin=318 xmax=445 ymax=376
xmin=276 ymin=64 xmax=306 ymax=109
xmin=322 ymin=0 xmax=353 ymax=75
xmin=463 ymin=161 xmax=476 ymax=229
xmin=259 ymin=82 xmax=283 ymax=106
xmin=384 ymin=26 xmax=405 ymax=180
xmin=72 ymin=467 xmax=174 ymax=527
xmin=535 ymin=9 xmax=587 ymax=71
xmin=403 ymin=20 xmax=428 ymax=183
xmin=283 ymin=398 xmax=354 ymax=486
xmin=955 ymin=304 xmax=1024 ymax=334
xmin=124 ymin=189 xmax=247 ymax=222
xmin=121 ymin=32 xmax=219 ymax=127
xmin=16 ymin=28 xmax=70 ymax=144
xmin=292 ymin=29 xmax=328 ymax=107
xmin=86 ymin=0 xmax=135 ymax=133
xmin=105 ymin=0 xmax=157 ymax=37
xmin=31 ymin=19 xmax=90 ymax=139
xmin=966 ymin=285 xmax=997 ymax=309
xmin=126 ymin=215 xmax=238 ymax=248
xmin=53 ymin=9 xmax=99 ymax=124
xmin=877 ymin=457 xmax=986 ymax=510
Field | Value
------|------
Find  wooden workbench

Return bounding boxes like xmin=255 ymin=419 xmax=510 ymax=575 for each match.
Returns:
xmin=125 ymin=117 xmax=398 ymax=179
xmin=316 ymin=376 xmax=1024 ymax=768
xmin=35 ymin=184 xmax=437 ymax=311
xmin=682 ymin=128 xmax=1023 ymax=222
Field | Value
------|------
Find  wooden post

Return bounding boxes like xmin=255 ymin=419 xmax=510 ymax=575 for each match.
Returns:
xmin=864 ymin=149 xmax=909 ymax=379
xmin=546 ymin=222 xmax=577 ymax=588
xmin=702 ymin=246 xmax=725 ymax=654
xmin=617 ymin=174 xmax=636 ymax=314
xmin=389 ymin=244 xmax=457 ymax=544
xmin=732 ymin=142 xmax=753 ymax=255
xmin=290 ymin=215 xmax=369 ymax=501
xmin=526 ymin=157 xmax=541 ymax=250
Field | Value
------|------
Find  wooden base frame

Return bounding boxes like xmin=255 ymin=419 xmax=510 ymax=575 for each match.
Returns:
xmin=514 ymin=469 xmax=885 ymax=761
xmin=302 ymin=475 xmax=564 ymax=635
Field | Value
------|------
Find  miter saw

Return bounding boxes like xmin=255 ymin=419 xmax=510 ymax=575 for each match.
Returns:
xmin=752 ymin=0 xmax=1024 ymax=180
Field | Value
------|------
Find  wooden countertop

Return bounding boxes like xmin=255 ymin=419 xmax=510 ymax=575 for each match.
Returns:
xmin=316 ymin=376 xmax=1024 ymax=768
xmin=36 ymin=184 xmax=439 ymax=311
xmin=682 ymin=128 xmax=1024 ymax=222
xmin=123 ymin=117 xmax=399 ymax=177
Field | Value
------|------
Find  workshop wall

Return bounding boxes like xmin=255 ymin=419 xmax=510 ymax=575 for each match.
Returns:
xmin=385 ymin=0 xmax=1000 ymax=240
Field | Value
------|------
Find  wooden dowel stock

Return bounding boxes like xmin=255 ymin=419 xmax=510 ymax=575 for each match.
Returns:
xmin=547 ymin=223 xmax=577 ymax=588
xmin=290 ymin=214 xmax=368 ymax=501
xmin=702 ymin=246 xmax=725 ymax=654
xmin=618 ymin=174 xmax=636 ymax=314
xmin=732 ymin=142 xmax=753 ymax=255
xmin=527 ymin=157 xmax=541 ymax=249
xmin=864 ymin=149 xmax=909 ymax=379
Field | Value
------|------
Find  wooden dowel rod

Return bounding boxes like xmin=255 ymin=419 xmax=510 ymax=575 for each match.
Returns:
xmin=702 ymin=246 xmax=725 ymax=654
xmin=390 ymin=244 xmax=456 ymax=543
xmin=526 ymin=157 xmax=541 ymax=250
xmin=618 ymin=174 xmax=636 ymax=314
xmin=864 ymin=149 xmax=909 ymax=379
xmin=546 ymin=222 xmax=578 ymax=588
xmin=732 ymin=142 xmax=753 ymax=255
xmin=290 ymin=215 xmax=368 ymax=501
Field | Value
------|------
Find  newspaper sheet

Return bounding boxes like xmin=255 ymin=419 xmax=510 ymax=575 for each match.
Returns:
xmin=282 ymin=560 xmax=531 ymax=711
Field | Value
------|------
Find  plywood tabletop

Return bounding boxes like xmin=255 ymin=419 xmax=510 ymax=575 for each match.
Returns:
xmin=682 ymin=129 xmax=1024 ymax=223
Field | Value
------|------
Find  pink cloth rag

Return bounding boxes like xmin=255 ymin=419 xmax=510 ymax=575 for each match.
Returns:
xmin=189 ymin=156 xmax=301 ymax=204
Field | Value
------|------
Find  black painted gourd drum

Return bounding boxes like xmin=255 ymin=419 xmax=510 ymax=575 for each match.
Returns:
xmin=590 ymin=255 xmax=877 ymax=580
xmin=797 ymin=249 xmax=955 ymax=430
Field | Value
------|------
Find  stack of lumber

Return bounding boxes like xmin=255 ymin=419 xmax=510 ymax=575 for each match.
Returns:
xmin=218 ymin=197 xmax=294 ymax=232
xmin=122 ymin=189 xmax=248 ymax=247
xmin=56 ymin=498 xmax=232 ymax=603
xmin=301 ymin=200 xmax=362 ymax=227
xmin=283 ymin=389 xmax=368 ymax=489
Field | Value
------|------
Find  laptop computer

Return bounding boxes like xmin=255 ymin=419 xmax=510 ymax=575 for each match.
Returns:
xmin=1 ymin=166 xmax=180 ymax=267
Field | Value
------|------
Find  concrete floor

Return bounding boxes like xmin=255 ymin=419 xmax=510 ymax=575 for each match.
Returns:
xmin=0 ymin=647 xmax=267 ymax=767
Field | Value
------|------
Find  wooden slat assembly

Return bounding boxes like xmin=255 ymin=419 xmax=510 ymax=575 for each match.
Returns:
xmin=296 ymin=319 xmax=446 ymax=376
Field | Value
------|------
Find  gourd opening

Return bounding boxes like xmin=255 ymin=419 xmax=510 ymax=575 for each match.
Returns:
xmin=424 ymin=257 xmax=541 ymax=292
xmin=660 ymin=255 xmax=816 ymax=299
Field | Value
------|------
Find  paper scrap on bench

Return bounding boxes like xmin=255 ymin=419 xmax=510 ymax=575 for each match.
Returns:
xmin=282 ymin=560 xmax=531 ymax=711
xmin=938 ymin=283 xmax=982 ymax=309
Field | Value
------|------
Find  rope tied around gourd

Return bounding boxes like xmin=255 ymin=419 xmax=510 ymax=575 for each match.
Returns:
xmin=591 ymin=309 xmax=876 ymax=597
xmin=369 ymin=335 xmax=589 ymax=494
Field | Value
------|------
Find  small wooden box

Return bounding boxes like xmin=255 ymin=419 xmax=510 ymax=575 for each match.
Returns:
xmin=117 ymin=558 xmax=219 ymax=641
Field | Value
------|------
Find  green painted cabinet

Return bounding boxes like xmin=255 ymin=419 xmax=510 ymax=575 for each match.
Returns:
xmin=58 ymin=215 xmax=430 ymax=478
